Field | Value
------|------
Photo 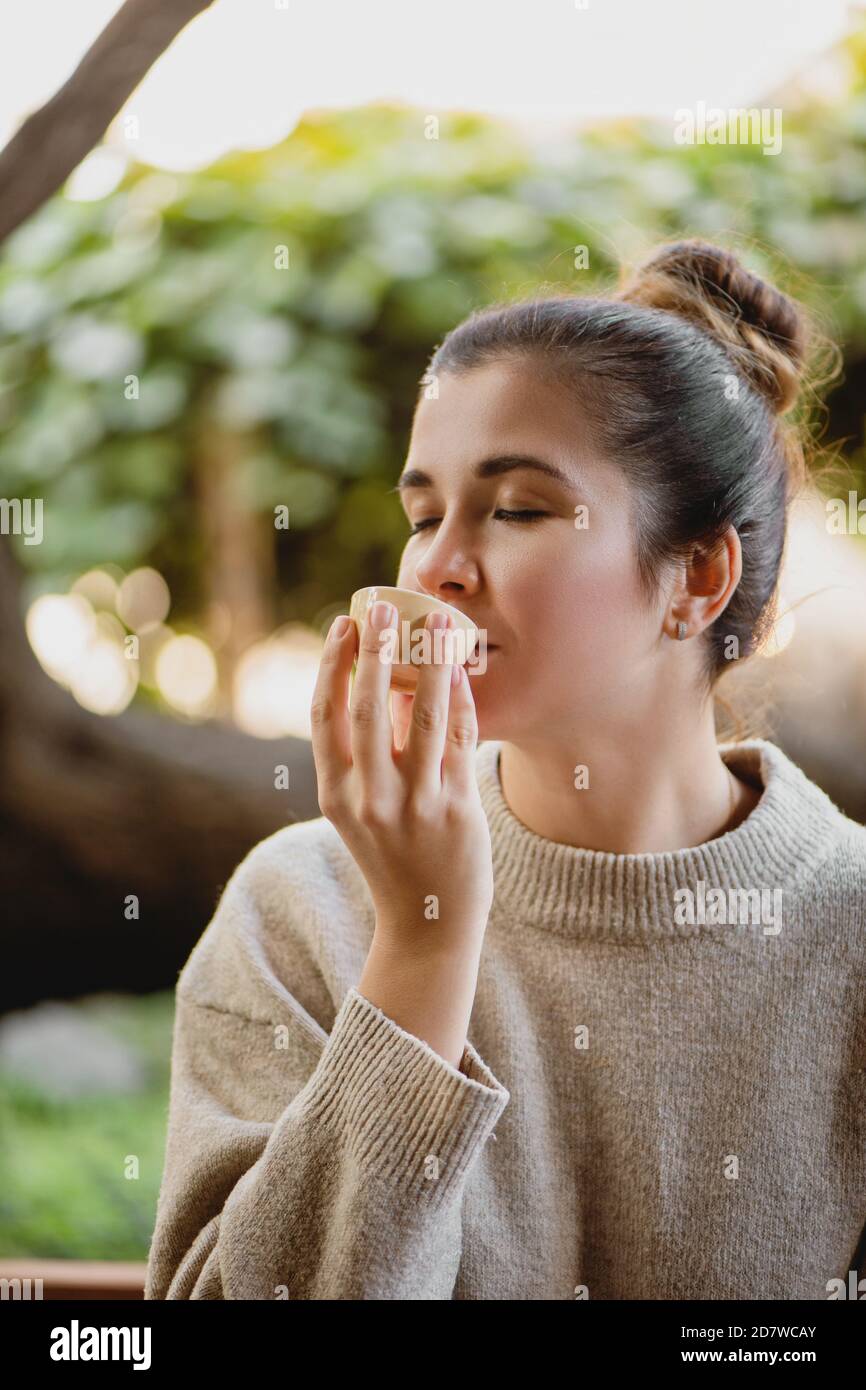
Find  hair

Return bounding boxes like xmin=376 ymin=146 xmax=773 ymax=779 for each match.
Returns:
xmin=419 ymin=238 xmax=841 ymax=742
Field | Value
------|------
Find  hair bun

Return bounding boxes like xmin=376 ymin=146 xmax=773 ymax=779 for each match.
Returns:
xmin=616 ymin=239 xmax=808 ymax=414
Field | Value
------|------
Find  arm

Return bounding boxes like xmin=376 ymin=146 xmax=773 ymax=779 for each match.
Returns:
xmin=145 ymin=976 xmax=508 ymax=1301
xmin=146 ymin=602 xmax=507 ymax=1300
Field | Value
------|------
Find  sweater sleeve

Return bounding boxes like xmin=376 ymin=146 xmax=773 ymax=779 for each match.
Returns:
xmin=144 ymin=975 xmax=510 ymax=1301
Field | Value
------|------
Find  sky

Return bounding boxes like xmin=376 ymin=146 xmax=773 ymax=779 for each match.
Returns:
xmin=0 ymin=0 xmax=861 ymax=172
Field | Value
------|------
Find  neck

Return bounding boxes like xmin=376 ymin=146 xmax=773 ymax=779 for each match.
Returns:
xmin=498 ymin=707 xmax=758 ymax=855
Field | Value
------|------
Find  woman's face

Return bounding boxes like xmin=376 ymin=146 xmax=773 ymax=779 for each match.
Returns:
xmin=394 ymin=359 xmax=669 ymax=743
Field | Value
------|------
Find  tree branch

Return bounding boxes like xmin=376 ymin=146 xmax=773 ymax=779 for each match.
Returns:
xmin=0 ymin=0 xmax=216 ymax=245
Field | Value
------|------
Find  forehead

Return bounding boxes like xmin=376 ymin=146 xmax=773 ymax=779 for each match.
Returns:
xmin=407 ymin=359 xmax=618 ymax=497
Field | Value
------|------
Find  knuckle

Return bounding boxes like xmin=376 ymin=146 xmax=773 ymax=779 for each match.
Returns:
xmin=317 ymin=787 xmax=342 ymax=819
xmin=318 ymin=641 xmax=343 ymax=670
xmin=359 ymin=630 xmax=389 ymax=660
xmin=350 ymin=695 xmax=381 ymax=728
xmin=357 ymin=796 xmax=389 ymax=828
xmin=447 ymin=720 xmax=476 ymax=749
xmin=411 ymin=699 xmax=443 ymax=734
xmin=310 ymin=695 xmax=335 ymax=729
xmin=405 ymin=791 xmax=434 ymax=823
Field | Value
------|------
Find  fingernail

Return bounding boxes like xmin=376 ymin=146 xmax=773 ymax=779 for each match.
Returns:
xmin=329 ymin=615 xmax=352 ymax=640
xmin=370 ymin=601 xmax=396 ymax=629
xmin=427 ymin=611 xmax=449 ymax=629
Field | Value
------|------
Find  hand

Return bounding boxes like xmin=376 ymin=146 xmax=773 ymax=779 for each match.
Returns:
xmin=310 ymin=601 xmax=494 ymax=954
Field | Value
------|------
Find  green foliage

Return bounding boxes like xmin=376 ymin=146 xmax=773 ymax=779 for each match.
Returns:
xmin=0 ymin=992 xmax=174 ymax=1259
xmin=2 ymin=39 xmax=866 ymax=645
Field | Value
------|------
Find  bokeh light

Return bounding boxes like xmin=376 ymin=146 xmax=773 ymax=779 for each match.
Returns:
xmin=116 ymin=567 xmax=171 ymax=631
xmin=25 ymin=590 xmax=138 ymax=714
xmin=155 ymin=634 xmax=218 ymax=717
xmin=69 ymin=636 xmax=137 ymax=715
xmin=233 ymin=624 xmax=324 ymax=738
xmin=26 ymin=593 xmax=96 ymax=685
xmin=70 ymin=567 xmax=120 ymax=611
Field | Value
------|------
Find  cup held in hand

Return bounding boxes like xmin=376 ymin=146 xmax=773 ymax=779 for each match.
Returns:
xmin=348 ymin=585 xmax=480 ymax=692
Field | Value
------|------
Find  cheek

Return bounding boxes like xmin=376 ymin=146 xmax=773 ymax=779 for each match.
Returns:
xmin=516 ymin=529 xmax=642 ymax=652
xmin=395 ymin=526 xmax=647 ymax=661
xmin=395 ymin=549 xmax=415 ymax=589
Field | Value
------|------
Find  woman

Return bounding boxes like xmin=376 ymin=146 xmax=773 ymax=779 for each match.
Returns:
xmin=145 ymin=239 xmax=866 ymax=1300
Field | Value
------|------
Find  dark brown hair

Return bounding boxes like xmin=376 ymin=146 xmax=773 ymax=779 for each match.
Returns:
xmin=420 ymin=239 xmax=839 ymax=739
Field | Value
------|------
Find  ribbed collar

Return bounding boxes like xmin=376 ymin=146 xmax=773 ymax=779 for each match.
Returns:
xmin=475 ymin=738 xmax=845 ymax=940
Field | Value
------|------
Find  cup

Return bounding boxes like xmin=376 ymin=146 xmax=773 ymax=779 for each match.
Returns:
xmin=348 ymin=585 xmax=480 ymax=692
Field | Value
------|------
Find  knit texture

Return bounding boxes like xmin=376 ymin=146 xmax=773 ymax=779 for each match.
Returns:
xmin=145 ymin=737 xmax=866 ymax=1300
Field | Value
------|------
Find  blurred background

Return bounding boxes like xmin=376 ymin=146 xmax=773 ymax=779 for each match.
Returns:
xmin=1 ymin=0 xmax=865 ymax=1291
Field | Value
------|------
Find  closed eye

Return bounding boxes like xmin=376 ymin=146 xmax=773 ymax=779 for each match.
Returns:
xmin=409 ymin=509 xmax=548 ymax=534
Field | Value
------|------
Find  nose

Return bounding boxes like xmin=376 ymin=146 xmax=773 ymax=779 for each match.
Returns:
xmin=401 ymin=523 xmax=481 ymax=601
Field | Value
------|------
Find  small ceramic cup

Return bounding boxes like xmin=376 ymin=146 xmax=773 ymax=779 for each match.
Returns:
xmin=348 ymin=585 xmax=481 ymax=692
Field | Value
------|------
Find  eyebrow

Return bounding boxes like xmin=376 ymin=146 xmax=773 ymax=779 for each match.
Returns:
xmin=389 ymin=453 xmax=578 ymax=496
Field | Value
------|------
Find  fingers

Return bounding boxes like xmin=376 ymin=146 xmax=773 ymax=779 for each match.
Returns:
xmin=442 ymin=662 xmax=479 ymax=797
xmin=310 ymin=613 xmax=358 ymax=799
xmin=350 ymin=598 xmax=398 ymax=791
xmin=391 ymin=690 xmax=414 ymax=752
xmin=401 ymin=611 xmax=458 ymax=793
xmin=313 ymin=602 xmax=478 ymax=821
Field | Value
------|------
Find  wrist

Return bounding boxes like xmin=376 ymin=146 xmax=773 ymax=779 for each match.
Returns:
xmin=371 ymin=915 xmax=488 ymax=965
xmin=360 ymin=930 xmax=482 ymax=1006
xmin=356 ymin=944 xmax=480 ymax=1071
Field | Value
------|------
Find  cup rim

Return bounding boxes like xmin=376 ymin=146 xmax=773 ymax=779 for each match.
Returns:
xmin=350 ymin=586 xmax=477 ymax=633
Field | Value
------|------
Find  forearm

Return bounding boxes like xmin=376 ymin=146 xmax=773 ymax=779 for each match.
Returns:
xmin=148 ymin=987 xmax=508 ymax=1300
xmin=358 ymin=928 xmax=486 ymax=1070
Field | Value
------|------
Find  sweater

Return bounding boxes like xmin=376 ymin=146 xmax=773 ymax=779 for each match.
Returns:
xmin=144 ymin=737 xmax=866 ymax=1300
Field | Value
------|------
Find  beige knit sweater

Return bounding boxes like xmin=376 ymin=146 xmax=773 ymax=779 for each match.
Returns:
xmin=145 ymin=737 xmax=866 ymax=1300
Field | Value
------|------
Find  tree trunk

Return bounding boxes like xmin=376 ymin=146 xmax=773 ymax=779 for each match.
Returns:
xmin=192 ymin=414 xmax=276 ymax=704
xmin=0 ymin=535 xmax=320 ymax=1012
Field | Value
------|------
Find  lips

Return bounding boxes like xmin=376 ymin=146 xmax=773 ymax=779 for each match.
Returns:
xmin=471 ymin=640 xmax=499 ymax=666
xmin=440 ymin=613 xmax=499 ymax=656
xmin=467 ymin=628 xmax=498 ymax=647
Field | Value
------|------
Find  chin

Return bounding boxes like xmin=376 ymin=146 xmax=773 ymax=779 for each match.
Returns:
xmin=465 ymin=681 xmax=507 ymax=742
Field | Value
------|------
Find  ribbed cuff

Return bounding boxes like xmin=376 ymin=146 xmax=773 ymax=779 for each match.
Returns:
xmin=294 ymin=987 xmax=510 ymax=1206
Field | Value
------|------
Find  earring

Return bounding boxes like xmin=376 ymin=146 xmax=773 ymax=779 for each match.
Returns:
xmin=677 ymin=621 xmax=687 ymax=641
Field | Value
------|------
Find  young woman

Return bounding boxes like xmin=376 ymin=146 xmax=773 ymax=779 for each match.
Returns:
xmin=146 ymin=239 xmax=866 ymax=1301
